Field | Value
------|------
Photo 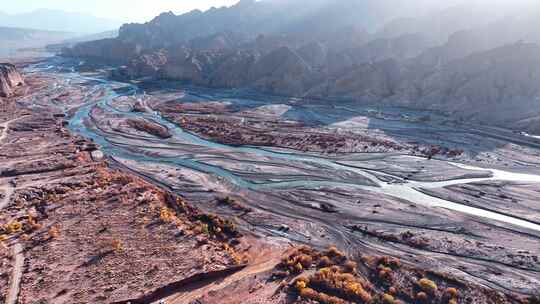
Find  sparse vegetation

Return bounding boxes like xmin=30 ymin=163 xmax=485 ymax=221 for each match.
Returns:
xmin=445 ymin=287 xmax=458 ymax=298
xmin=277 ymin=246 xmax=377 ymax=304
xmin=6 ymin=220 xmax=23 ymax=233
xmin=373 ymin=256 xmax=401 ymax=285
xmin=382 ymin=293 xmax=395 ymax=304
xmin=27 ymin=215 xmax=43 ymax=231
xmin=159 ymin=206 xmax=177 ymax=223
xmin=279 ymin=245 xmax=316 ymax=273
xmin=216 ymin=196 xmax=252 ymax=213
xmin=416 ymin=291 xmax=428 ymax=302
xmin=319 ymin=255 xmax=333 ymax=267
xmin=111 ymin=239 xmax=124 ymax=252
xmin=379 ymin=257 xmax=401 ymax=269
xmin=308 ymin=266 xmax=372 ymax=302
xmin=343 ymin=260 xmax=357 ymax=273
xmin=278 ymin=247 xmax=494 ymax=304
xmin=417 ymin=278 xmax=438 ymax=294
xmin=299 ymin=287 xmax=346 ymax=304
xmin=47 ymin=226 xmax=59 ymax=239
xmin=444 ymin=287 xmax=459 ymax=304
xmin=378 ymin=266 xmax=393 ymax=282
xmin=193 ymin=213 xmax=239 ymax=239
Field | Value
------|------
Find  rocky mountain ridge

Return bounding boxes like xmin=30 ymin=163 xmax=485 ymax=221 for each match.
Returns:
xmin=0 ymin=63 xmax=24 ymax=97
xmin=63 ymin=0 xmax=540 ymax=132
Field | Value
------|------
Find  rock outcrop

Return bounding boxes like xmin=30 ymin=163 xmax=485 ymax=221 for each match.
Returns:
xmin=249 ymin=46 xmax=313 ymax=96
xmin=113 ymin=0 xmax=409 ymax=53
xmin=101 ymin=40 xmax=540 ymax=133
xmin=63 ymin=38 xmax=140 ymax=64
xmin=208 ymin=50 xmax=259 ymax=88
xmin=310 ymin=42 xmax=540 ymax=132
xmin=0 ymin=63 xmax=24 ymax=98
xmin=398 ymin=42 xmax=540 ymax=131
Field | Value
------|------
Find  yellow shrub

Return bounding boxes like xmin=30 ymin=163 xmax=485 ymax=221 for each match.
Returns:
xmin=299 ymin=287 xmax=318 ymax=299
xmin=201 ymin=223 xmax=210 ymax=234
xmin=416 ymin=292 xmax=428 ymax=302
xmin=378 ymin=266 xmax=393 ymax=281
xmin=7 ymin=221 xmax=22 ymax=233
xmin=298 ymin=254 xmax=313 ymax=268
xmin=326 ymin=246 xmax=343 ymax=257
xmin=48 ymin=226 xmax=60 ymax=239
xmin=294 ymin=262 xmax=303 ymax=273
xmin=446 ymin=287 xmax=458 ymax=298
xmin=296 ymin=279 xmax=307 ymax=290
xmin=343 ymin=260 xmax=357 ymax=273
xmin=28 ymin=216 xmax=42 ymax=231
xmin=382 ymin=293 xmax=395 ymax=304
xmin=418 ymin=278 xmax=438 ymax=293
xmin=310 ymin=266 xmax=372 ymax=302
xmin=111 ymin=239 xmax=124 ymax=252
xmin=319 ymin=256 xmax=333 ymax=267
xmin=160 ymin=207 xmax=176 ymax=222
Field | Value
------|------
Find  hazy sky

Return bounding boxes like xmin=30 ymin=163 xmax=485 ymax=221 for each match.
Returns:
xmin=3 ymin=0 xmax=538 ymax=24
xmin=1 ymin=0 xmax=240 ymax=22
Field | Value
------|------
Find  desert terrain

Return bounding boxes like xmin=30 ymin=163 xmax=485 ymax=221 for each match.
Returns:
xmin=0 ymin=58 xmax=539 ymax=303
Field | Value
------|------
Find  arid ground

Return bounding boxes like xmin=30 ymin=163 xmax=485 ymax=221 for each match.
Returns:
xmin=1 ymin=58 xmax=539 ymax=304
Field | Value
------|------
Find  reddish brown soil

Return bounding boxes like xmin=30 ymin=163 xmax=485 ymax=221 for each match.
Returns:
xmin=1 ymin=66 xmax=537 ymax=304
xmin=156 ymin=101 xmax=463 ymax=157
xmin=0 ymin=77 xmax=261 ymax=303
xmin=125 ymin=118 xmax=172 ymax=139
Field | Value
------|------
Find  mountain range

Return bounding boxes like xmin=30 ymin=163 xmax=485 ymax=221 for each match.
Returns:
xmin=0 ymin=26 xmax=78 ymax=59
xmin=0 ymin=9 xmax=122 ymax=34
xmin=63 ymin=0 xmax=540 ymax=132
xmin=0 ymin=8 xmax=122 ymax=59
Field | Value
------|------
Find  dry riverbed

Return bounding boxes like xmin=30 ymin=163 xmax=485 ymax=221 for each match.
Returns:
xmin=1 ymin=58 xmax=539 ymax=303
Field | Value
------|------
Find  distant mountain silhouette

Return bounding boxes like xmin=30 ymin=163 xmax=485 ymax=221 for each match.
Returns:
xmin=0 ymin=9 xmax=122 ymax=34
xmin=0 ymin=26 xmax=77 ymax=58
xmin=46 ymin=30 xmax=119 ymax=54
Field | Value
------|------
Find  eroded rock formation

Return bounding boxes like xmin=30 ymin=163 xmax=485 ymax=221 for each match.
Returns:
xmin=0 ymin=64 xmax=24 ymax=98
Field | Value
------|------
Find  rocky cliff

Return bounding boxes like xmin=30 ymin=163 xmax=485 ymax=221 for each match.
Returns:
xmin=114 ymin=0 xmax=412 ymax=53
xmin=400 ymin=43 xmax=540 ymax=132
xmin=63 ymin=38 xmax=140 ymax=64
xmin=112 ymin=41 xmax=540 ymax=132
xmin=0 ymin=63 xmax=24 ymax=98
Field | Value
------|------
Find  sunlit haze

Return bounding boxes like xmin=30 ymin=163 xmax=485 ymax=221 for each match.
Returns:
xmin=3 ymin=0 xmax=540 ymax=24
xmin=1 ymin=0 xmax=240 ymax=22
